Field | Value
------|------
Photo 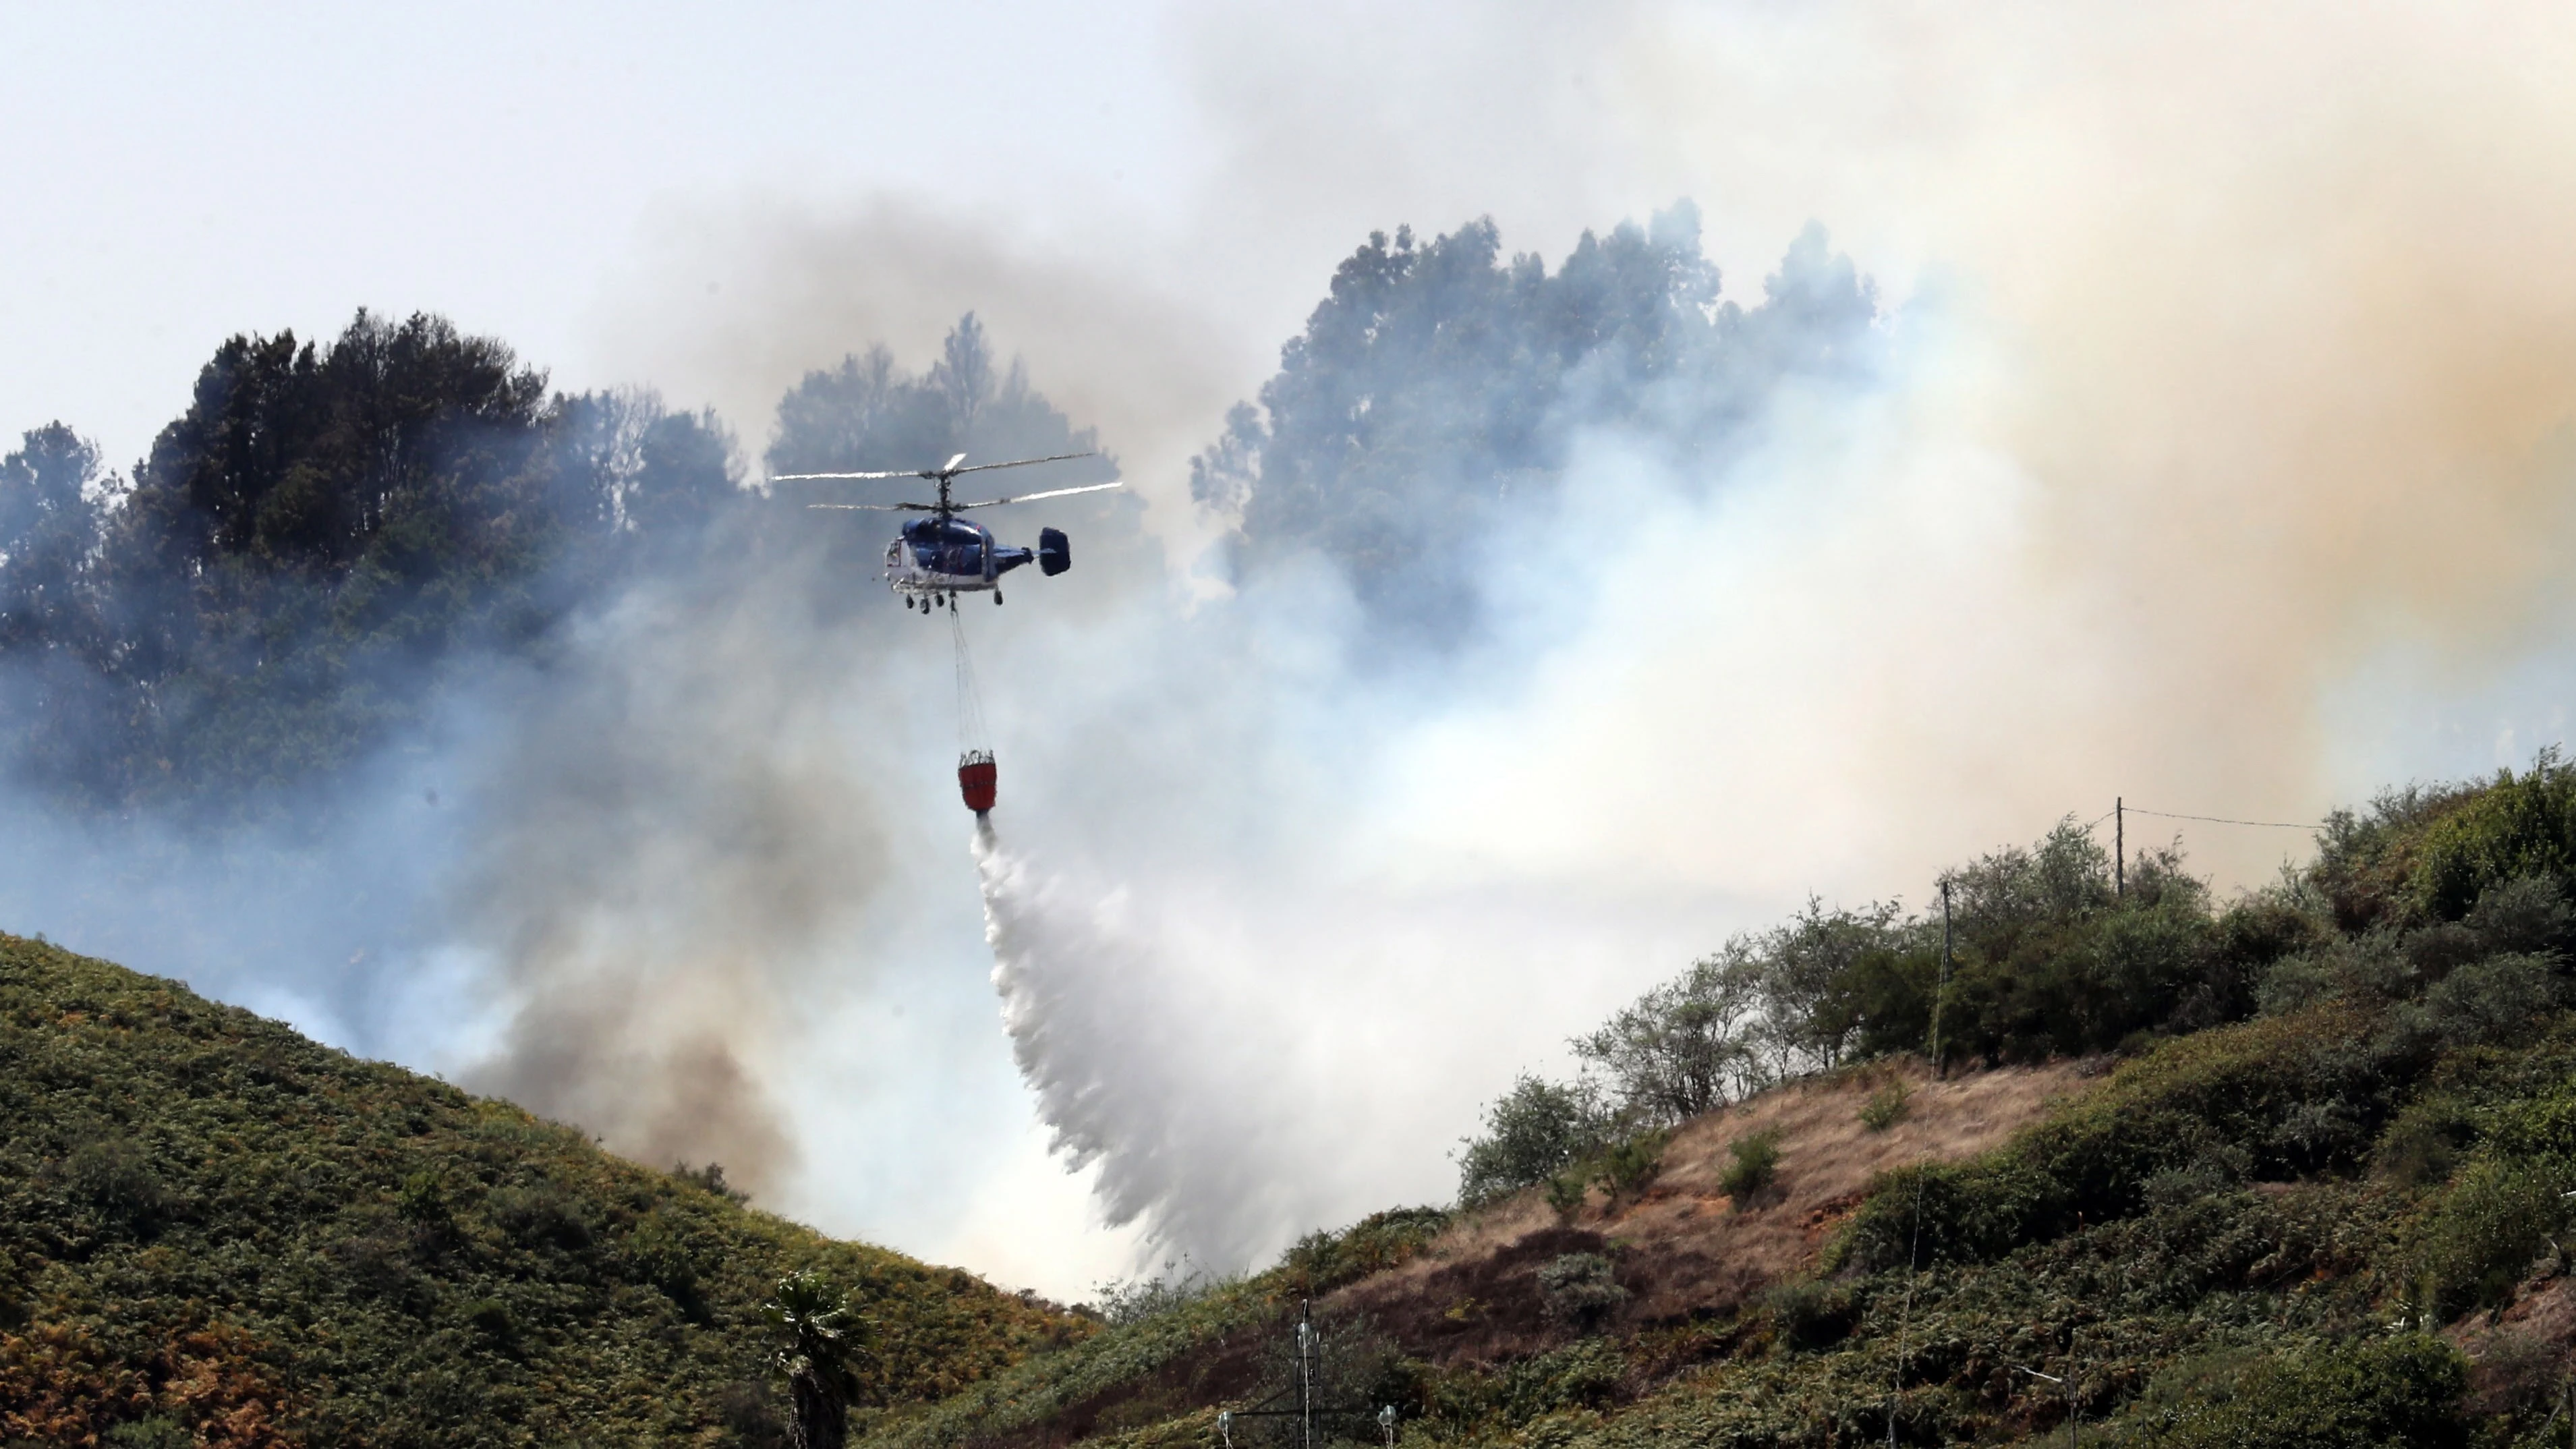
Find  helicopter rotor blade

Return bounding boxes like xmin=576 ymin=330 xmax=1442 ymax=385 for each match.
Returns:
xmin=805 ymin=501 xmax=936 ymax=511
xmin=772 ymin=469 xmax=926 ymax=482
xmin=945 ymin=451 xmax=1097 ymax=476
xmin=947 ymin=480 xmax=1126 ymax=509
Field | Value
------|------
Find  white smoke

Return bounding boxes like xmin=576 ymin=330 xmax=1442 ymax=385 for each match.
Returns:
xmin=19 ymin=0 xmax=2576 ymax=1305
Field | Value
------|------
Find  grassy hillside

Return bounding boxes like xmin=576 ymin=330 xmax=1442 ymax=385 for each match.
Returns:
xmin=0 ymin=933 xmax=1087 ymax=1449
xmin=860 ymin=762 xmax=2576 ymax=1449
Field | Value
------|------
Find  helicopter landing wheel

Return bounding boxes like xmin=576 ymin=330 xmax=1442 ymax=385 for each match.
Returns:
xmin=994 ymin=591 xmax=1004 ymax=606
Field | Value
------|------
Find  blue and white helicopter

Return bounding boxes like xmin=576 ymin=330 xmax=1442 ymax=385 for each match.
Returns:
xmin=778 ymin=451 xmax=1122 ymax=613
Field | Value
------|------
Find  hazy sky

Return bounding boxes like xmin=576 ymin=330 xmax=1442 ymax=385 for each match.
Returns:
xmin=3 ymin=3 xmax=1183 ymax=460
xmin=13 ymin=2 xmax=2576 ymax=1300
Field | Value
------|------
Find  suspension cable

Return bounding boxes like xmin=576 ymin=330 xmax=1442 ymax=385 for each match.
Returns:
xmin=951 ymin=605 xmax=989 ymax=756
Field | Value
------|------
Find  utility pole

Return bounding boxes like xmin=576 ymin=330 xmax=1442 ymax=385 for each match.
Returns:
xmin=1935 ymin=881 xmax=1953 ymax=1083
xmin=2115 ymin=798 xmax=2124 ymax=900
xmin=1298 ymin=1302 xmax=1314 ymax=1449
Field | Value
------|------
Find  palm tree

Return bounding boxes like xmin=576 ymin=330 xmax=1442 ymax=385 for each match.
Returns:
xmin=762 ymin=1270 xmax=869 ymax=1449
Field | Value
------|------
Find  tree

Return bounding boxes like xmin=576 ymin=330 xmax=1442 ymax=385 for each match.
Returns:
xmin=1939 ymin=818 xmax=2117 ymax=965
xmin=1195 ymin=205 xmax=1879 ymax=646
xmin=0 ymin=423 xmax=106 ymax=654
xmin=1761 ymin=897 xmax=1902 ymax=1069
xmin=0 ymin=311 xmax=755 ymax=814
xmin=1573 ymin=943 xmax=1771 ymax=1127
xmin=1454 ymin=1073 xmax=1609 ymax=1207
xmin=627 ymin=406 xmax=743 ymax=544
xmin=765 ymin=315 xmax=1115 ymax=485
xmin=761 ymin=1270 xmax=869 ymax=1449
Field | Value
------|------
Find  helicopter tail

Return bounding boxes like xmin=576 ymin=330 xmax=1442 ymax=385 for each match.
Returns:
xmin=1039 ymin=528 xmax=1071 ymax=576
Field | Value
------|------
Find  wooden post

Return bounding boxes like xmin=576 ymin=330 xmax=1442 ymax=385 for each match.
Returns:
xmin=1935 ymin=882 xmax=1952 ymax=1083
xmin=2114 ymin=797 xmax=2123 ymax=900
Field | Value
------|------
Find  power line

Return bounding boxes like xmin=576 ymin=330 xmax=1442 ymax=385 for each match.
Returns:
xmin=2122 ymin=806 xmax=2317 ymax=831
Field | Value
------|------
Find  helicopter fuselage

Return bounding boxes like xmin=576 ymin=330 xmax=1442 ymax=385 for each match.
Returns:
xmin=884 ymin=515 xmax=1034 ymax=596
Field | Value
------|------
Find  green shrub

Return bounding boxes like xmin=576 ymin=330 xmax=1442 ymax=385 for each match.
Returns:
xmin=1721 ymin=1128 xmax=1782 ymax=1208
xmin=104 ymin=1418 xmax=190 ymax=1449
xmin=2411 ymin=1155 xmax=2569 ymax=1316
xmin=2413 ymin=754 xmax=2576 ymax=922
xmin=1858 ymin=1077 xmax=1911 ymax=1131
xmin=1272 ymin=1208 xmax=1450 ymax=1298
xmin=465 ymin=1295 xmax=522 ymax=1353
xmin=1592 ymin=1129 xmax=1667 ymax=1202
xmin=1543 ymin=1171 xmax=1588 ymax=1220
xmin=2258 ymin=934 xmax=2413 ymax=1015
xmin=487 ymin=1182 xmax=594 ymax=1250
xmin=2187 ymin=894 xmax=2326 ymax=1027
xmin=1535 ymin=1253 xmax=1627 ymax=1331
xmin=673 ymin=1160 xmax=749 ymax=1203
xmin=62 ymin=1135 xmax=173 ymax=1230
xmin=1091 ymin=1264 xmax=1211 ymax=1327
xmin=2084 ymin=901 xmax=2218 ymax=1042
xmin=625 ymin=1208 xmax=709 ymax=1318
xmin=2312 ymin=784 xmax=2480 ymax=932
xmin=1761 ymin=1279 xmax=1855 ymax=1351
xmin=1495 ymin=1338 xmax=1626 ymax=1422
xmin=2372 ymin=1096 xmax=2471 ymax=1189
xmin=2124 ymin=1334 xmax=2467 ymax=1448
xmin=395 ymin=1168 xmax=453 ymax=1229
xmin=2407 ymin=953 xmax=2563 ymax=1050
xmin=2462 ymin=873 xmax=2573 ymax=955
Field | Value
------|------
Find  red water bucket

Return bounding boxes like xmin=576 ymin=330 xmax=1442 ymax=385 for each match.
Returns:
xmin=958 ymin=751 xmax=997 ymax=814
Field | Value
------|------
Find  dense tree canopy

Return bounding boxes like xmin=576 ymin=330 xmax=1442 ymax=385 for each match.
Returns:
xmin=1 ymin=212 xmax=1861 ymax=811
xmin=1193 ymin=206 xmax=1878 ymax=643
xmin=0 ymin=312 xmax=743 ymax=814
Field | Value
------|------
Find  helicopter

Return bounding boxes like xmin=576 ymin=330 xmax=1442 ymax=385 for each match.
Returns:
xmin=776 ymin=451 xmax=1123 ymax=612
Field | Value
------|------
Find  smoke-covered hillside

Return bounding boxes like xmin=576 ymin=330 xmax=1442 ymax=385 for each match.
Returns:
xmin=0 ymin=209 xmax=1877 ymax=1278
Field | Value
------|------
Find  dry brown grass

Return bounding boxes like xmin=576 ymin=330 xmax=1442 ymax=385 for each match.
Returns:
xmin=2449 ymin=1274 xmax=2576 ymax=1419
xmin=1332 ymin=1057 xmax=2092 ymax=1361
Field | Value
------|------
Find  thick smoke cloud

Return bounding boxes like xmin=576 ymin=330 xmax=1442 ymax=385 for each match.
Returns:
xmin=921 ymin=1 xmax=2576 ymax=1274
xmin=442 ymin=571 xmax=900 ymax=1195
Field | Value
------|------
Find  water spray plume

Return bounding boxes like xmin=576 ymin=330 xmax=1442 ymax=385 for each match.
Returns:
xmin=974 ymin=820 xmax=1298 ymax=1265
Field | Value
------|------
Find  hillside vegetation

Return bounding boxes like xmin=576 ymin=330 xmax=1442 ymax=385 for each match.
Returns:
xmin=0 ymin=933 xmax=1085 ymax=1448
xmin=865 ymin=758 xmax=2576 ymax=1449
